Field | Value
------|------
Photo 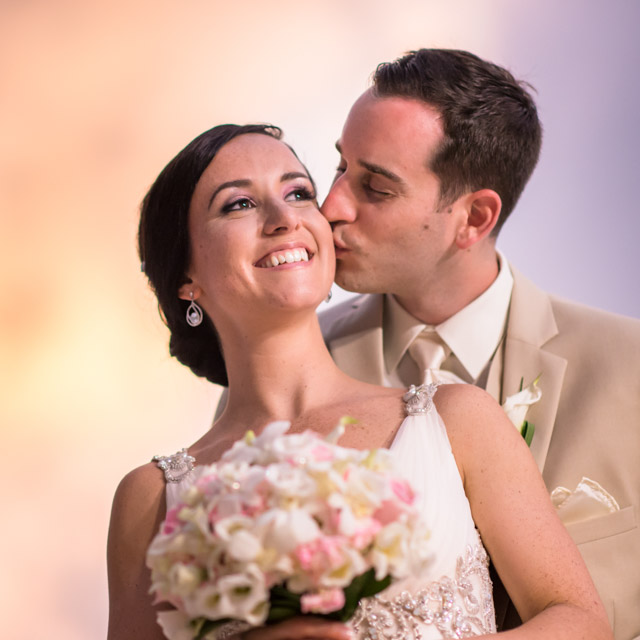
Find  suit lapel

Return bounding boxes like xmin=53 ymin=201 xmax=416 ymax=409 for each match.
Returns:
xmin=327 ymin=295 xmax=387 ymax=385
xmin=502 ymin=338 xmax=567 ymax=471
xmin=485 ymin=340 xmax=504 ymax=401
xmin=499 ymin=267 xmax=567 ymax=471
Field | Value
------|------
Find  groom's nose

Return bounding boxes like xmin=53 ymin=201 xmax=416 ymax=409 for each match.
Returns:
xmin=321 ymin=177 xmax=357 ymax=225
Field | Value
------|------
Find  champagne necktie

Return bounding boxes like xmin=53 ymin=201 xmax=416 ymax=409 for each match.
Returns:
xmin=408 ymin=330 xmax=463 ymax=385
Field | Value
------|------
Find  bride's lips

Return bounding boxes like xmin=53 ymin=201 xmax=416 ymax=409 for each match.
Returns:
xmin=254 ymin=243 xmax=314 ymax=268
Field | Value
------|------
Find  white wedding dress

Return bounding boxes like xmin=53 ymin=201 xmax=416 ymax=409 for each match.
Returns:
xmin=155 ymin=384 xmax=496 ymax=639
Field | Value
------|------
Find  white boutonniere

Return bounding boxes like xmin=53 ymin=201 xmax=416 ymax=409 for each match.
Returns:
xmin=502 ymin=375 xmax=541 ymax=446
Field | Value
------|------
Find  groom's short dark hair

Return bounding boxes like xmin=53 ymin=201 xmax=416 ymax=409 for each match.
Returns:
xmin=373 ymin=49 xmax=542 ymax=234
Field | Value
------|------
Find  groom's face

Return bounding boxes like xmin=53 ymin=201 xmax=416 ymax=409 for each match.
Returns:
xmin=322 ymin=90 xmax=465 ymax=300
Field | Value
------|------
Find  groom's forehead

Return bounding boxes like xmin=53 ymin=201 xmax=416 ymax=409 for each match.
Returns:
xmin=340 ymin=95 xmax=444 ymax=176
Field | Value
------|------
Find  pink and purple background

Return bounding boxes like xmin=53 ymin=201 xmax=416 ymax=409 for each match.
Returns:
xmin=1 ymin=1 xmax=638 ymax=638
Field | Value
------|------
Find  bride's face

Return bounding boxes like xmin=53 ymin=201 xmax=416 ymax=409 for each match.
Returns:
xmin=181 ymin=133 xmax=335 ymax=325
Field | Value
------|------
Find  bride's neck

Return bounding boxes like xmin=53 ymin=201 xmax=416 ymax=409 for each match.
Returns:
xmin=219 ymin=311 xmax=348 ymax=423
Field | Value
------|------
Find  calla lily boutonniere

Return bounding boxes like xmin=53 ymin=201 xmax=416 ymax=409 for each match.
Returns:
xmin=502 ymin=375 xmax=541 ymax=446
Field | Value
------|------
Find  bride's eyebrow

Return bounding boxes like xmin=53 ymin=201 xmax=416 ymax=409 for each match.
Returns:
xmin=207 ymin=180 xmax=251 ymax=209
xmin=280 ymin=172 xmax=311 ymax=182
xmin=207 ymin=172 xmax=311 ymax=209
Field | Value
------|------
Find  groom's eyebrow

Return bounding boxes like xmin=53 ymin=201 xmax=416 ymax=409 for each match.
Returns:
xmin=335 ymin=142 xmax=403 ymax=184
xmin=360 ymin=160 xmax=403 ymax=184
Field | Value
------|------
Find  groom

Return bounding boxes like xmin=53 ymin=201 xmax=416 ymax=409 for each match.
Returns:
xmin=319 ymin=49 xmax=640 ymax=639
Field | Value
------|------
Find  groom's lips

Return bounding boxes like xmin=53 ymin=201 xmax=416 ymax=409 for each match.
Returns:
xmin=333 ymin=239 xmax=350 ymax=258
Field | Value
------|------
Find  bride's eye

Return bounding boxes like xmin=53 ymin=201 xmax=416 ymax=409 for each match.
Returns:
xmin=286 ymin=186 xmax=316 ymax=202
xmin=222 ymin=197 xmax=255 ymax=213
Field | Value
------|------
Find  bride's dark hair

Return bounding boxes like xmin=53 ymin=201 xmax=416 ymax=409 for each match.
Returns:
xmin=138 ymin=123 xmax=283 ymax=386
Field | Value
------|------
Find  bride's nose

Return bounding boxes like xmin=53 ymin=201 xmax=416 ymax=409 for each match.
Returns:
xmin=262 ymin=200 xmax=301 ymax=235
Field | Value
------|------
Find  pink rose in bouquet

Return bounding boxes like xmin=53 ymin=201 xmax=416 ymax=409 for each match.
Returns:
xmin=146 ymin=420 xmax=433 ymax=639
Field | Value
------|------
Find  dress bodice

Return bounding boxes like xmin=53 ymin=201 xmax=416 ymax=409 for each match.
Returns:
xmin=155 ymin=384 xmax=496 ymax=638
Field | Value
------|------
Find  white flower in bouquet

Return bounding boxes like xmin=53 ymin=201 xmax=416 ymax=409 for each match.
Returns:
xmin=147 ymin=420 xmax=433 ymax=639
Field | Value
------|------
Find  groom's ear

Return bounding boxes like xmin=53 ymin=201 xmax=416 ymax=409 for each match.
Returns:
xmin=454 ymin=189 xmax=501 ymax=249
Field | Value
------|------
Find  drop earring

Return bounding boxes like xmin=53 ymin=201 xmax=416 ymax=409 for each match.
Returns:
xmin=325 ymin=289 xmax=333 ymax=303
xmin=186 ymin=292 xmax=203 ymax=327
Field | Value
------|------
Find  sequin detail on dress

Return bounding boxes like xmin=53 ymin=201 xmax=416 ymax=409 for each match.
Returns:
xmin=213 ymin=620 xmax=252 ymax=639
xmin=403 ymin=383 xmax=439 ymax=415
xmin=350 ymin=543 xmax=495 ymax=639
xmin=153 ymin=449 xmax=195 ymax=483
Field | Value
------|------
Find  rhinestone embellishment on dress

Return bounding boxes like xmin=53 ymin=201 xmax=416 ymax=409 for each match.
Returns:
xmin=403 ymin=383 xmax=439 ymax=416
xmin=350 ymin=543 xmax=495 ymax=639
xmin=152 ymin=448 xmax=196 ymax=483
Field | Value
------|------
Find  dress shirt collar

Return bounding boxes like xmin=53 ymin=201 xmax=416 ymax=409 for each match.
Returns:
xmin=383 ymin=250 xmax=514 ymax=382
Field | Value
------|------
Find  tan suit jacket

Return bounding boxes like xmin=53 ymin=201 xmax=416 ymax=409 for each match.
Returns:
xmin=319 ymin=267 xmax=640 ymax=639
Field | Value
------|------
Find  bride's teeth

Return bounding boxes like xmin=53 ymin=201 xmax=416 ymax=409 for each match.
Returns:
xmin=260 ymin=249 xmax=310 ymax=267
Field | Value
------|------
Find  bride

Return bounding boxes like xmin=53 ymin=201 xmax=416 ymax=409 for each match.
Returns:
xmin=107 ymin=124 xmax=612 ymax=640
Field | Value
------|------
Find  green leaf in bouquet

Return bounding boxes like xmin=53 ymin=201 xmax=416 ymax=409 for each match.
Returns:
xmin=194 ymin=570 xmax=394 ymax=636
xmin=268 ymin=569 xmax=393 ymax=625
xmin=325 ymin=569 xmax=392 ymax=622
xmin=266 ymin=584 xmax=303 ymax=623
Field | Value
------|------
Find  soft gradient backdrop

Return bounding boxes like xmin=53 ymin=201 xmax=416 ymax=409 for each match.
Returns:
xmin=1 ymin=1 xmax=638 ymax=638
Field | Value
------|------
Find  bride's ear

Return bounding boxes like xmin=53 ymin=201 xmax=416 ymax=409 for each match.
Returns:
xmin=455 ymin=189 xmax=501 ymax=249
xmin=178 ymin=279 xmax=202 ymax=301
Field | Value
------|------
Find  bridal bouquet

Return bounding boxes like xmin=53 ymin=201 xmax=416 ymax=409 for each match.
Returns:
xmin=147 ymin=420 xmax=433 ymax=639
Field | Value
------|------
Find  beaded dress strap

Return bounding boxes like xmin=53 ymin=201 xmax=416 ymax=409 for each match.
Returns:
xmin=402 ymin=383 xmax=439 ymax=416
xmin=152 ymin=448 xmax=195 ymax=483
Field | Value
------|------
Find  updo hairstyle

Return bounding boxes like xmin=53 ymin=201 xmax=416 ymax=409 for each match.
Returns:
xmin=138 ymin=124 xmax=283 ymax=386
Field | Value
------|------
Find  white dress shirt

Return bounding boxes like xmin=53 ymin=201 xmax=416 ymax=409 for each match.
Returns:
xmin=383 ymin=251 xmax=514 ymax=388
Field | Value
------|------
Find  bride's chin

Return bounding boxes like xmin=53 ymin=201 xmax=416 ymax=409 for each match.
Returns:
xmin=262 ymin=287 xmax=329 ymax=313
xmin=275 ymin=294 xmax=328 ymax=311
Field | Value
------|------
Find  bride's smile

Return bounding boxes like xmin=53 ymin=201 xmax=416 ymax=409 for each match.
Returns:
xmin=255 ymin=245 xmax=312 ymax=268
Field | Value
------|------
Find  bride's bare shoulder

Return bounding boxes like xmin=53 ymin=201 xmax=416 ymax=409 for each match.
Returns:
xmin=432 ymin=381 xmax=493 ymax=410
xmin=433 ymin=383 xmax=518 ymax=450
xmin=433 ymin=382 xmax=501 ymax=420
xmin=107 ymin=462 xmax=169 ymax=639
xmin=117 ymin=460 xmax=164 ymax=495
xmin=109 ymin=461 xmax=167 ymax=541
